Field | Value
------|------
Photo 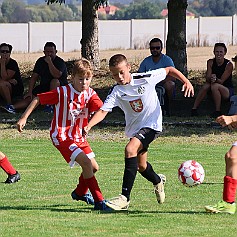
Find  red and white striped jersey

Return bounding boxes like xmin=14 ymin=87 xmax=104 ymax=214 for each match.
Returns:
xmin=38 ymin=84 xmax=103 ymax=145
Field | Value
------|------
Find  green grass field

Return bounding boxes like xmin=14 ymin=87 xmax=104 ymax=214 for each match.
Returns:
xmin=1 ymin=126 xmax=237 ymax=237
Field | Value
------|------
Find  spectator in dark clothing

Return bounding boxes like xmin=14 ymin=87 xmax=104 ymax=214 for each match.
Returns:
xmin=0 ymin=43 xmax=24 ymax=112
xmin=3 ymin=42 xmax=68 ymax=114
xmin=191 ymin=43 xmax=234 ymax=118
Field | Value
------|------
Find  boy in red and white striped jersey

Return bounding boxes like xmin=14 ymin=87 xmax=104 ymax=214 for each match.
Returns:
xmin=17 ymin=59 xmax=111 ymax=211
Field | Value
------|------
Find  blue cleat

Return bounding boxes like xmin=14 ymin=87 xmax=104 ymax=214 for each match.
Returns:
xmin=94 ymin=200 xmax=113 ymax=211
xmin=71 ymin=190 xmax=94 ymax=205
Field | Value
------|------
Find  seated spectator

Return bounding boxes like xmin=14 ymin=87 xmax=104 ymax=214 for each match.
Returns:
xmin=0 ymin=43 xmax=24 ymax=111
xmin=3 ymin=41 xmax=68 ymax=114
xmin=191 ymin=43 xmax=234 ymax=118
xmin=138 ymin=38 xmax=175 ymax=116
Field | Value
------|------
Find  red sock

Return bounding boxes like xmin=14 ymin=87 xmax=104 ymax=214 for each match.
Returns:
xmin=0 ymin=156 xmax=16 ymax=175
xmin=84 ymin=176 xmax=104 ymax=202
xmin=75 ymin=174 xmax=89 ymax=196
xmin=223 ymin=176 xmax=237 ymax=203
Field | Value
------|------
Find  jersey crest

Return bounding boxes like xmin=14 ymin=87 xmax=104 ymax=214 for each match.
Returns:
xmin=129 ymin=99 xmax=143 ymax=112
xmin=137 ymin=85 xmax=145 ymax=94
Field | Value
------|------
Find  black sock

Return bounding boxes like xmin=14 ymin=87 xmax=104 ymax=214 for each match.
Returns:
xmin=139 ymin=162 xmax=161 ymax=185
xmin=121 ymin=157 xmax=137 ymax=201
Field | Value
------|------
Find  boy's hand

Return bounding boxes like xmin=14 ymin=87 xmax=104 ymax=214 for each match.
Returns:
xmin=216 ymin=115 xmax=235 ymax=129
xmin=181 ymin=81 xmax=194 ymax=97
xmin=83 ymin=126 xmax=91 ymax=137
xmin=17 ymin=118 xmax=26 ymax=132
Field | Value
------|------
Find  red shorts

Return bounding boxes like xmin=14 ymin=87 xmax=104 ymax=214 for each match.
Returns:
xmin=52 ymin=139 xmax=95 ymax=168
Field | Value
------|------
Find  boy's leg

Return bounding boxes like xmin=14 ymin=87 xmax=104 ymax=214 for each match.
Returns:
xmin=205 ymin=144 xmax=237 ymax=214
xmin=73 ymin=152 xmax=111 ymax=210
xmin=135 ymin=128 xmax=165 ymax=203
xmin=0 ymin=152 xmax=20 ymax=184
xmin=0 ymin=154 xmax=17 ymax=175
xmin=54 ymin=141 xmax=111 ymax=210
xmin=75 ymin=151 xmax=104 ymax=203
xmin=139 ymin=157 xmax=165 ymax=204
xmin=121 ymin=156 xmax=138 ymax=201
xmin=105 ymin=156 xmax=137 ymax=211
xmin=106 ymin=138 xmax=140 ymax=210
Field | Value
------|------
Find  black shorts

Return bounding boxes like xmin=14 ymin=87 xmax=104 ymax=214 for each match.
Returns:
xmin=32 ymin=84 xmax=50 ymax=96
xmin=10 ymin=82 xmax=24 ymax=97
xmin=134 ymin=127 xmax=161 ymax=152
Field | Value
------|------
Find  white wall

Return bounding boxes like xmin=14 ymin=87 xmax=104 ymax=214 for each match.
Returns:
xmin=0 ymin=15 xmax=236 ymax=53
xmin=0 ymin=23 xmax=28 ymax=52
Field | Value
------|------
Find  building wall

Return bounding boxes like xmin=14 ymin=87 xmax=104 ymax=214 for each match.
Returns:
xmin=0 ymin=15 xmax=236 ymax=53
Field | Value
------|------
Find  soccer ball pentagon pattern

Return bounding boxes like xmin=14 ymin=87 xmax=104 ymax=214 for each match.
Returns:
xmin=178 ymin=160 xmax=205 ymax=187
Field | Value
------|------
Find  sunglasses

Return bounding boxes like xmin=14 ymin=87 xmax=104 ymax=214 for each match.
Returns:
xmin=0 ymin=50 xmax=10 ymax=53
xmin=150 ymin=46 xmax=161 ymax=50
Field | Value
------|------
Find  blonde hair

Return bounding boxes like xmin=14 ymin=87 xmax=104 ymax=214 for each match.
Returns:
xmin=72 ymin=58 xmax=93 ymax=78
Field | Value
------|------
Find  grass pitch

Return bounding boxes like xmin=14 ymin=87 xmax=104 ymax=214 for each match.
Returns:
xmin=1 ymin=125 xmax=237 ymax=237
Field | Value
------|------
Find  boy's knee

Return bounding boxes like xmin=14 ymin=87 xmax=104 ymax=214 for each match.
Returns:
xmin=225 ymin=151 xmax=237 ymax=164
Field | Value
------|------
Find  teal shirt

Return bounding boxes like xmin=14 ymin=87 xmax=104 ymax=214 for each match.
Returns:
xmin=138 ymin=54 xmax=175 ymax=73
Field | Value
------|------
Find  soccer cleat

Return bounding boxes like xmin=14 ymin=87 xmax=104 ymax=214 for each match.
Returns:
xmin=71 ymin=190 xmax=94 ymax=205
xmin=205 ymin=200 xmax=236 ymax=214
xmin=94 ymin=200 xmax=113 ymax=211
xmin=105 ymin=194 xmax=130 ymax=211
xmin=158 ymin=173 xmax=166 ymax=185
xmin=5 ymin=171 xmax=20 ymax=184
xmin=1 ymin=104 xmax=16 ymax=114
xmin=154 ymin=174 xmax=166 ymax=204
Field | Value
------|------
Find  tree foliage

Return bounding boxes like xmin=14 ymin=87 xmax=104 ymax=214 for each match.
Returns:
xmin=190 ymin=0 xmax=237 ymax=16
xmin=0 ymin=0 xmax=81 ymax=22
xmin=46 ymin=0 xmax=108 ymax=9
xmin=109 ymin=1 xmax=165 ymax=20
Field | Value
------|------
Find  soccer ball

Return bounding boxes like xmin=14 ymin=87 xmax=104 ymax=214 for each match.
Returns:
xmin=178 ymin=160 xmax=205 ymax=187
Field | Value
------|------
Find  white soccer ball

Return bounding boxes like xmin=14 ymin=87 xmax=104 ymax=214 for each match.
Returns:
xmin=178 ymin=160 xmax=205 ymax=187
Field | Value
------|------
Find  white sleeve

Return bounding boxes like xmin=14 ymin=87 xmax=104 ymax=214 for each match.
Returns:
xmin=101 ymin=92 xmax=118 ymax=112
xmin=146 ymin=68 xmax=167 ymax=86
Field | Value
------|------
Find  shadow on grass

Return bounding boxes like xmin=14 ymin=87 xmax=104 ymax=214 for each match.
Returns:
xmin=0 ymin=204 xmax=92 ymax=213
xmin=0 ymin=204 xmax=208 ymax=215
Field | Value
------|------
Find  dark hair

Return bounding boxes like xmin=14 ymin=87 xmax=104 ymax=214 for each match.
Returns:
xmin=214 ymin=43 xmax=227 ymax=53
xmin=0 ymin=43 xmax=13 ymax=52
xmin=109 ymin=54 xmax=127 ymax=67
xmin=44 ymin=42 xmax=56 ymax=49
xmin=149 ymin=38 xmax=163 ymax=48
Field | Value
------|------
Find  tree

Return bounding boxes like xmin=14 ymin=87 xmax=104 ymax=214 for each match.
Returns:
xmin=190 ymin=0 xmax=237 ymax=16
xmin=110 ymin=1 xmax=163 ymax=20
xmin=1 ymin=0 xmax=31 ymax=23
xmin=166 ymin=0 xmax=188 ymax=76
xmin=47 ymin=0 xmax=108 ymax=69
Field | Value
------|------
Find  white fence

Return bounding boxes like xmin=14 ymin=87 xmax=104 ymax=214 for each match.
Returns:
xmin=0 ymin=15 xmax=236 ymax=53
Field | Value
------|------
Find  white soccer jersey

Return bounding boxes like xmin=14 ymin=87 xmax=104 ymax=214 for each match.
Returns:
xmin=38 ymin=84 xmax=103 ymax=145
xmin=101 ymin=68 xmax=167 ymax=137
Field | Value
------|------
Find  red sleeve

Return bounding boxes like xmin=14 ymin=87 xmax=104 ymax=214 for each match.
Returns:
xmin=37 ymin=89 xmax=59 ymax=105
xmin=87 ymin=93 xmax=103 ymax=114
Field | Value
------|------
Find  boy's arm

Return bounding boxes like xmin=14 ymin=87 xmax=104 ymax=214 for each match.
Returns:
xmin=164 ymin=67 xmax=194 ymax=97
xmin=83 ymin=109 xmax=108 ymax=135
xmin=17 ymin=97 xmax=40 ymax=132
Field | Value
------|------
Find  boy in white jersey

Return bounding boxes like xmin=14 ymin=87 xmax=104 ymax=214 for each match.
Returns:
xmin=84 ymin=54 xmax=194 ymax=210
xmin=16 ymin=59 xmax=111 ymax=211
xmin=205 ymin=114 xmax=237 ymax=214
